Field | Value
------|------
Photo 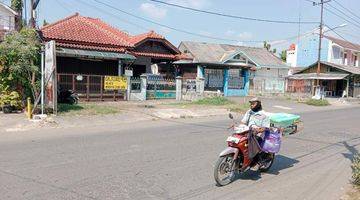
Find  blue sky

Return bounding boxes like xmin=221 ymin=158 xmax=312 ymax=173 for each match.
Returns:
xmin=2 ymin=0 xmax=360 ymax=51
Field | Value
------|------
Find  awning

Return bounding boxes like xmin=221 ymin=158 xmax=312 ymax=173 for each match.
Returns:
xmin=287 ymin=73 xmax=349 ymax=80
xmin=56 ymin=48 xmax=136 ymax=60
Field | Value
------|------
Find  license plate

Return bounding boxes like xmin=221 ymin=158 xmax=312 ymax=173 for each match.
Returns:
xmin=226 ymin=136 xmax=240 ymax=144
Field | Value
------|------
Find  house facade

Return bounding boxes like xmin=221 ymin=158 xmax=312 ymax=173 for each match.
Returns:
xmin=286 ymin=34 xmax=360 ymax=68
xmin=40 ymin=13 xmax=183 ymax=100
xmin=176 ymin=41 xmax=289 ymax=96
xmin=286 ymin=33 xmax=360 ymax=97
xmin=287 ymin=61 xmax=360 ymax=97
xmin=0 ymin=2 xmax=17 ymax=41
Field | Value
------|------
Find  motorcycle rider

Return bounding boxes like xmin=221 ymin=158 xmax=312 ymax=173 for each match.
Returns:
xmin=240 ymin=97 xmax=270 ymax=170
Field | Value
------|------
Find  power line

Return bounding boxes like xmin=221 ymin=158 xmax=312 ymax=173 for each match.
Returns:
xmin=92 ymin=0 xmax=266 ymax=43
xmin=324 ymin=24 xmax=360 ymax=51
xmin=332 ymin=0 xmax=360 ymax=21
xmin=54 ymin=0 xmax=73 ymax=13
xmin=327 ymin=3 xmax=360 ymax=27
xmin=324 ymin=7 xmax=360 ymax=30
xmin=76 ymin=0 xmax=149 ymax=31
xmin=149 ymin=0 xmax=318 ymax=24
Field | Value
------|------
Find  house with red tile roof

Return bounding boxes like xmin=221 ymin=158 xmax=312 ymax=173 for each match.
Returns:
xmin=40 ymin=13 xmax=185 ymax=100
xmin=40 ymin=13 xmax=183 ymax=76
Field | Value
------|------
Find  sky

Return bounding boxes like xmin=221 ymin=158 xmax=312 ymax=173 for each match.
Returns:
xmin=2 ymin=0 xmax=360 ymax=52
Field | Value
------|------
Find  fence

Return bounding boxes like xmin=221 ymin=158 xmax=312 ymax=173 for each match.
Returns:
xmin=251 ymin=77 xmax=285 ymax=94
xmin=146 ymin=76 xmax=176 ymax=99
xmin=58 ymin=73 xmax=126 ymax=101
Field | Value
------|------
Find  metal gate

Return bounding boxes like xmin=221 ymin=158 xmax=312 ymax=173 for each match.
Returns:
xmin=204 ymin=69 xmax=224 ymax=91
xmin=58 ymin=73 xmax=126 ymax=101
xmin=146 ymin=76 xmax=176 ymax=99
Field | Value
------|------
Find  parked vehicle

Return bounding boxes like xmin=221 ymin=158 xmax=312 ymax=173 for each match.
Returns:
xmin=58 ymin=88 xmax=79 ymax=104
xmin=214 ymin=113 xmax=299 ymax=186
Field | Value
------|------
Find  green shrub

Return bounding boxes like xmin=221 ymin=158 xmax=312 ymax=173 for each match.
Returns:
xmin=0 ymin=91 xmax=22 ymax=108
xmin=352 ymin=154 xmax=360 ymax=186
xmin=305 ymin=99 xmax=330 ymax=106
xmin=193 ymin=97 xmax=233 ymax=106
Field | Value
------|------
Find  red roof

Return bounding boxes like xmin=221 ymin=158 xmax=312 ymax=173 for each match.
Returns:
xmin=41 ymin=13 xmax=182 ymax=60
xmin=130 ymin=30 xmax=164 ymax=45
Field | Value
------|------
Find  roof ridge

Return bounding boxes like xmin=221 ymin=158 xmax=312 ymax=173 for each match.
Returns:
xmin=79 ymin=15 xmax=133 ymax=47
xmin=42 ymin=13 xmax=79 ymax=30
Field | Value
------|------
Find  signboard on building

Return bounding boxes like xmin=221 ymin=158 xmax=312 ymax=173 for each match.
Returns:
xmin=44 ymin=40 xmax=57 ymax=114
xmin=104 ymin=76 xmax=127 ymax=90
xmin=125 ymin=69 xmax=133 ymax=77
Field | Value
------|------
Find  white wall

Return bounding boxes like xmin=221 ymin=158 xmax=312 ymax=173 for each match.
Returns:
xmin=286 ymin=46 xmax=297 ymax=67
xmin=0 ymin=5 xmax=16 ymax=31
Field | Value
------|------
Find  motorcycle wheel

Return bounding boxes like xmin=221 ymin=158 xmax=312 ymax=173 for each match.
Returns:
xmin=214 ymin=154 xmax=235 ymax=186
xmin=259 ymin=153 xmax=275 ymax=172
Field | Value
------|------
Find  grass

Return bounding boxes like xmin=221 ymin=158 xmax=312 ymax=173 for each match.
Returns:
xmin=167 ymin=97 xmax=249 ymax=113
xmin=352 ymin=154 xmax=360 ymax=186
xmin=192 ymin=96 xmax=233 ymax=106
xmin=58 ymin=103 xmax=120 ymax=116
xmin=304 ymin=99 xmax=330 ymax=106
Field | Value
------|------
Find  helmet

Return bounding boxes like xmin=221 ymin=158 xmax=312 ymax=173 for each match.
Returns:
xmin=249 ymin=97 xmax=261 ymax=103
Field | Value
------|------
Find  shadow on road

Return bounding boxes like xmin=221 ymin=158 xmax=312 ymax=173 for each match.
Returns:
xmin=342 ymin=141 xmax=359 ymax=161
xmin=266 ymin=155 xmax=300 ymax=175
xmin=233 ymin=155 xmax=299 ymax=182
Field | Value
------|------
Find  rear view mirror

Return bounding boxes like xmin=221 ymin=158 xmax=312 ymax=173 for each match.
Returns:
xmin=228 ymin=113 xmax=233 ymax=119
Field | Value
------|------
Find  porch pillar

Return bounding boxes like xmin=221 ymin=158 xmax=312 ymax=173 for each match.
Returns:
xmin=346 ymin=77 xmax=350 ymax=99
xmin=223 ymin=69 xmax=229 ymax=96
xmin=176 ymin=76 xmax=182 ymax=101
xmin=140 ymin=74 xmax=147 ymax=101
xmin=197 ymin=65 xmax=204 ymax=78
xmin=118 ymin=60 xmax=123 ymax=76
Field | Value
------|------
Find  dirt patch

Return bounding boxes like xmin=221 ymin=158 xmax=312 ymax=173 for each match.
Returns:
xmin=341 ymin=186 xmax=360 ymax=200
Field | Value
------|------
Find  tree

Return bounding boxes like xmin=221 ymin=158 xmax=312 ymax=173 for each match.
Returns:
xmin=263 ymin=41 xmax=271 ymax=51
xmin=0 ymin=28 xmax=40 ymax=100
xmin=43 ymin=20 xmax=49 ymax=27
xmin=11 ymin=0 xmax=23 ymax=30
xmin=279 ymin=50 xmax=287 ymax=62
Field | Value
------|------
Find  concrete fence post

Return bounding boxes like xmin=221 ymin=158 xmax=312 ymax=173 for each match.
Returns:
xmin=140 ymin=74 xmax=147 ymax=101
xmin=126 ymin=76 xmax=131 ymax=101
xmin=196 ymin=77 xmax=205 ymax=98
xmin=176 ymin=76 xmax=182 ymax=101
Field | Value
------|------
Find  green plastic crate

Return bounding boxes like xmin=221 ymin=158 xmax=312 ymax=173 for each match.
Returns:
xmin=270 ymin=113 xmax=301 ymax=133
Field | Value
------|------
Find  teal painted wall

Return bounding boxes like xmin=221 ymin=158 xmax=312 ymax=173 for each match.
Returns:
xmin=224 ymin=69 xmax=249 ymax=96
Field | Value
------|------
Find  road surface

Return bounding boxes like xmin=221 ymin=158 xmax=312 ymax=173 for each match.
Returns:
xmin=0 ymin=107 xmax=359 ymax=199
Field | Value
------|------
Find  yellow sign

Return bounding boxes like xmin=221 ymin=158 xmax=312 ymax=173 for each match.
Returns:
xmin=104 ymin=76 xmax=127 ymax=90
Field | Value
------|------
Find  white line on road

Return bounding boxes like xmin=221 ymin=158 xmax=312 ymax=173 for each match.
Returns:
xmin=273 ymin=105 xmax=293 ymax=110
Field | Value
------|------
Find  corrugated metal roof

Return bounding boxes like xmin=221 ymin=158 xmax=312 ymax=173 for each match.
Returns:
xmin=297 ymin=61 xmax=360 ymax=75
xmin=180 ymin=41 xmax=289 ymax=68
xmin=288 ymin=73 xmax=349 ymax=80
xmin=57 ymin=47 xmax=136 ymax=60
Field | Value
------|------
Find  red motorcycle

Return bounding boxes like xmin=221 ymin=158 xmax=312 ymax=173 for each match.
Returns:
xmin=214 ymin=113 xmax=279 ymax=186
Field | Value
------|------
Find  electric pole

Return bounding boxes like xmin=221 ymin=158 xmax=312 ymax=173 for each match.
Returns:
xmin=29 ymin=0 xmax=40 ymax=28
xmin=313 ymin=0 xmax=330 ymax=98
xmin=316 ymin=0 xmax=324 ymax=83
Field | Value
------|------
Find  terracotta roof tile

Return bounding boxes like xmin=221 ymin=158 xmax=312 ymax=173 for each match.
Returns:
xmin=41 ymin=13 xmax=132 ymax=48
xmin=41 ymin=14 xmax=182 ymax=59
xmin=56 ymin=42 xmax=126 ymax=53
xmin=130 ymin=30 xmax=164 ymax=45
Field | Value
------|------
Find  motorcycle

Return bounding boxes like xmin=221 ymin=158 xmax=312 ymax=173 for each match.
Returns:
xmin=58 ymin=88 xmax=79 ymax=104
xmin=214 ymin=113 xmax=281 ymax=186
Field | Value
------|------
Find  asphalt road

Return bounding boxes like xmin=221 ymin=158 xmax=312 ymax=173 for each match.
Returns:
xmin=0 ymin=107 xmax=359 ymax=200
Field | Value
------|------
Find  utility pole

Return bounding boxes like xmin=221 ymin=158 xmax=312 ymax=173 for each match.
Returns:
xmin=29 ymin=0 xmax=35 ymax=28
xmin=316 ymin=0 xmax=324 ymax=81
xmin=29 ymin=0 xmax=40 ymax=28
xmin=313 ymin=0 xmax=330 ymax=98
